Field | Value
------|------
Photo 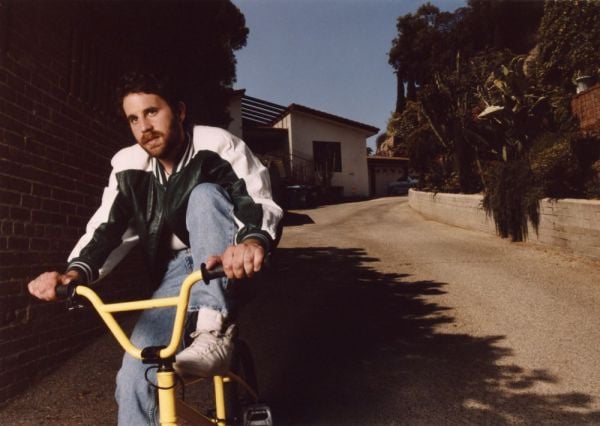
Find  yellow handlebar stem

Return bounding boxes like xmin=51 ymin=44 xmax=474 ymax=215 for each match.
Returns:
xmin=74 ymin=270 xmax=205 ymax=360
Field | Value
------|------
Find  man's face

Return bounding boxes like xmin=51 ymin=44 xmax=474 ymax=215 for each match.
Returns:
xmin=122 ymin=92 xmax=185 ymax=161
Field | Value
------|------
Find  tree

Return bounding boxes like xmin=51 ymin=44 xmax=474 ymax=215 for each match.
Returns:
xmin=385 ymin=0 xmax=599 ymax=242
xmin=475 ymin=56 xmax=552 ymax=241
xmin=388 ymin=1 xmax=543 ymax=116
xmin=465 ymin=0 xmax=543 ymax=54
xmin=91 ymin=0 xmax=249 ymax=127
xmin=388 ymin=3 xmax=455 ymax=111
xmin=534 ymin=0 xmax=600 ymax=91
xmin=375 ymin=132 xmax=388 ymax=151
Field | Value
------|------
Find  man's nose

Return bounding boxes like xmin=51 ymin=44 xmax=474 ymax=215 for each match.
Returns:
xmin=140 ymin=117 xmax=153 ymax=132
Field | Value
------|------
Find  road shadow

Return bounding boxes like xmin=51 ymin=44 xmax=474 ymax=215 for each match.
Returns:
xmin=281 ymin=211 xmax=315 ymax=227
xmin=239 ymin=247 xmax=600 ymax=425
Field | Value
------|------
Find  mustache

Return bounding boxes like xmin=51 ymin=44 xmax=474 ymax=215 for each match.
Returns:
xmin=142 ymin=131 xmax=163 ymax=143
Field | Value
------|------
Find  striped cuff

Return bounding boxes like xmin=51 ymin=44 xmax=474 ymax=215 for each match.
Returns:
xmin=66 ymin=260 xmax=97 ymax=283
xmin=239 ymin=232 xmax=271 ymax=252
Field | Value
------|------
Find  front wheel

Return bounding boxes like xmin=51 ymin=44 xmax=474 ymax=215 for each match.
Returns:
xmin=223 ymin=339 xmax=260 ymax=425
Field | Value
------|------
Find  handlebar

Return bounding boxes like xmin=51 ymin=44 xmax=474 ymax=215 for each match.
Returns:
xmin=55 ymin=280 xmax=80 ymax=300
xmin=56 ymin=263 xmax=226 ymax=361
xmin=200 ymin=263 xmax=225 ymax=284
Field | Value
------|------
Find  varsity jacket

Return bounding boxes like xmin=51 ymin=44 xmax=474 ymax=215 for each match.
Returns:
xmin=66 ymin=125 xmax=283 ymax=283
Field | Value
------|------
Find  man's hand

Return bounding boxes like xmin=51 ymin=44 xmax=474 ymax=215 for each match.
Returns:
xmin=28 ymin=270 xmax=81 ymax=301
xmin=205 ymin=239 xmax=265 ymax=280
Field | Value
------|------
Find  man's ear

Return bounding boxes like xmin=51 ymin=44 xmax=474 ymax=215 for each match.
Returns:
xmin=177 ymin=101 xmax=187 ymax=123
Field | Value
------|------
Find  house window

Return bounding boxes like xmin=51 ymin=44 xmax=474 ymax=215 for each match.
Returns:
xmin=313 ymin=141 xmax=342 ymax=173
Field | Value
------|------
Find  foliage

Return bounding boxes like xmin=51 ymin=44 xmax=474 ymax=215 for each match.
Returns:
xmin=475 ymin=56 xmax=554 ymax=161
xmin=535 ymin=0 xmax=600 ymax=91
xmin=482 ymin=160 xmax=541 ymax=242
xmin=388 ymin=3 xmax=457 ymax=107
xmin=385 ymin=0 xmax=600 ymax=241
xmin=387 ymin=51 xmax=513 ymax=193
xmin=530 ymin=132 xmax=583 ymax=198
xmin=465 ymin=0 xmax=543 ymax=54
xmin=475 ymin=56 xmax=557 ymax=240
xmin=584 ymin=160 xmax=600 ymax=199
xmin=113 ymin=0 xmax=249 ymax=127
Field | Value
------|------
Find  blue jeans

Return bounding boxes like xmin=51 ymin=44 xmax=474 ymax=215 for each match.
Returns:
xmin=115 ymin=183 xmax=236 ymax=425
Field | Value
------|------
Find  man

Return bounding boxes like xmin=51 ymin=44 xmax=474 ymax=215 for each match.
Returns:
xmin=28 ymin=71 xmax=283 ymax=424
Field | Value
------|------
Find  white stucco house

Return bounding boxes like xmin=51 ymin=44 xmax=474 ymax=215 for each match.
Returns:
xmin=227 ymin=91 xmax=379 ymax=199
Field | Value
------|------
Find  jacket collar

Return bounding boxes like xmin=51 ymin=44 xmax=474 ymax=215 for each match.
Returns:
xmin=152 ymin=132 xmax=194 ymax=186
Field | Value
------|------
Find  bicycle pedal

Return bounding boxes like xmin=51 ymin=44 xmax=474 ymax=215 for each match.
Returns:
xmin=243 ymin=403 xmax=273 ymax=426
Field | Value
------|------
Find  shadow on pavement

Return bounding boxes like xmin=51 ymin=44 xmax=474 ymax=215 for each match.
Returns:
xmin=281 ymin=211 xmax=315 ymax=227
xmin=240 ymin=246 xmax=600 ymax=425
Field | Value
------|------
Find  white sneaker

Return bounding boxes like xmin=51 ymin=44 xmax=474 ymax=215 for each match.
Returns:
xmin=174 ymin=309 xmax=235 ymax=377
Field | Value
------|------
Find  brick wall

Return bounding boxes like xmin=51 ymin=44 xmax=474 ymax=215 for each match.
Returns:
xmin=0 ymin=1 xmax=147 ymax=404
xmin=571 ymin=84 xmax=600 ymax=132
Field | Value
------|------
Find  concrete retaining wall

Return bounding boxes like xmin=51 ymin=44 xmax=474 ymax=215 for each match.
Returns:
xmin=408 ymin=190 xmax=600 ymax=259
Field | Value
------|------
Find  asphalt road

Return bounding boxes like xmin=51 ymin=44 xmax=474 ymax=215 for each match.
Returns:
xmin=3 ymin=197 xmax=600 ymax=425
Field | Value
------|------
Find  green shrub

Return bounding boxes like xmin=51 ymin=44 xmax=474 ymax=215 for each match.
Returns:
xmin=530 ymin=132 xmax=581 ymax=198
xmin=482 ymin=160 xmax=542 ymax=242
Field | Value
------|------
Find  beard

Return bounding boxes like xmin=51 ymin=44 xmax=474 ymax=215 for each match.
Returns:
xmin=140 ymin=119 xmax=183 ymax=161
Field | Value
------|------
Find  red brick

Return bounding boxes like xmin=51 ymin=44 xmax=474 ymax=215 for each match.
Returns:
xmin=31 ymin=183 xmax=51 ymax=197
xmin=41 ymin=198 xmax=60 ymax=212
xmin=4 ymin=176 xmax=31 ymax=193
xmin=31 ymin=210 xmax=64 ymax=225
xmin=7 ymin=236 xmax=29 ymax=250
xmin=0 ymin=264 xmax=28 ymax=278
xmin=0 ymin=189 xmax=21 ymax=205
xmin=0 ymin=111 xmax=26 ymax=133
xmin=9 ymin=206 xmax=31 ymax=221
xmin=29 ymin=238 xmax=49 ymax=250
xmin=0 ymin=81 xmax=18 ymax=103
xmin=12 ymin=222 xmax=25 ymax=235
xmin=21 ymin=195 xmax=41 ymax=209
xmin=572 ymin=84 xmax=600 ymax=131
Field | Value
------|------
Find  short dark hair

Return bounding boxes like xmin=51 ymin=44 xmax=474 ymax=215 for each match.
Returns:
xmin=116 ymin=71 xmax=182 ymax=115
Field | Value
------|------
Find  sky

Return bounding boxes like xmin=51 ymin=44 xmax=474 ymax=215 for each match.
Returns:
xmin=231 ymin=0 xmax=466 ymax=151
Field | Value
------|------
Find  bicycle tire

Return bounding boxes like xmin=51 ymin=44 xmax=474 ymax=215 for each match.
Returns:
xmin=224 ymin=339 xmax=259 ymax=425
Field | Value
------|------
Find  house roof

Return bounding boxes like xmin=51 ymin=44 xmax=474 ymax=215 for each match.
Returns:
xmin=241 ymin=96 xmax=287 ymax=126
xmin=237 ymin=93 xmax=379 ymax=135
xmin=273 ymin=103 xmax=379 ymax=135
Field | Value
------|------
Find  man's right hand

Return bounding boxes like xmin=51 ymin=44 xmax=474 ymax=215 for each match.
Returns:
xmin=28 ymin=270 xmax=81 ymax=301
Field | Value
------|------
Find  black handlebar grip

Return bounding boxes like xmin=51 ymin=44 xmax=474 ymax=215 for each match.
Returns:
xmin=55 ymin=282 xmax=75 ymax=300
xmin=55 ymin=279 xmax=84 ymax=300
xmin=200 ymin=263 xmax=226 ymax=285
xmin=56 ymin=280 xmax=86 ymax=310
xmin=200 ymin=255 xmax=271 ymax=285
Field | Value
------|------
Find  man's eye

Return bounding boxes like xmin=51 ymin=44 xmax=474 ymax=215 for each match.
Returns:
xmin=147 ymin=109 xmax=158 ymax=116
xmin=129 ymin=117 xmax=138 ymax=124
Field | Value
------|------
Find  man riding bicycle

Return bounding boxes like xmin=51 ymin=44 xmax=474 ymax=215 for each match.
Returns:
xmin=28 ymin=71 xmax=283 ymax=424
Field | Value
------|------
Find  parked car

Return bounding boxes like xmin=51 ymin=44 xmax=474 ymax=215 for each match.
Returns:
xmin=387 ymin=177 xmax=418 ymax=196
xmin=284 ymin=184 xmax=320 ymax=209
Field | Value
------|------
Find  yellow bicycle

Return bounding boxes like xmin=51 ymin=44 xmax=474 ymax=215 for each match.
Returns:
xmin=57 ymin=264 xmax=273 ymax=426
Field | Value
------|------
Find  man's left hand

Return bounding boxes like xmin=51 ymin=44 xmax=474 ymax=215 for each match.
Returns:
xmin=205 ymin=239 xmax=265 ymax=280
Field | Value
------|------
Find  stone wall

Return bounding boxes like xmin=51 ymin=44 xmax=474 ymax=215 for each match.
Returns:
xmin=408 ymin=190 xmax=600 ymax=259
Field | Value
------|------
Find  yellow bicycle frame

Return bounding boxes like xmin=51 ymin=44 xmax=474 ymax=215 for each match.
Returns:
xmin=70 ymin=270 xmax=257 ymax=425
